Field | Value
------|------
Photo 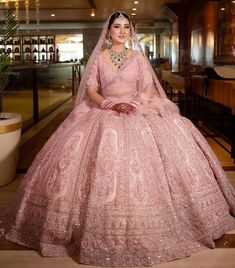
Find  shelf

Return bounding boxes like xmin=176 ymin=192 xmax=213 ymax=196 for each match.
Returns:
xmin=1 ymin=35 xmax=56 ymax=62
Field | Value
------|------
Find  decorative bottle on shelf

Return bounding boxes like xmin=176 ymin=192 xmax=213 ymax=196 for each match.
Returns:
xmin=40 ymin=38 xmax=45 ymax=44
xmin=25 ymin=54 xmax=31 ymax=61
xmin=14 ymin=39 xmax=20 ymax=45
xmin=41 ymin=47 xmax=46 ymax=52
xmin=49 ymin=46 xmax=54 ymax=52
xmin=33 ymin=47 xmax=38 ymax=52
xmin=6 ymin=39 xmax=13 ymax=45
xmin=14 ymin=47 xmax=20 ymax=53
xmin=15 ymin=55 xmax=21 ymax=61
xmin=56 ymin=48 xmax=60 ymax=62
xmin=24 ymin=39 xmax=30 ymax=44
xmin=49 ymin=38 xmax=54 ymax=44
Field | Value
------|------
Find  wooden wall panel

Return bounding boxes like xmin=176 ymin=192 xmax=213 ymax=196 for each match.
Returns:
xmin=187 ymin=0 xmax=217 ymax=67
xmin=215 ymin=0 xmax=235 ymax=63
xmin=164 ymin=1 xmax=235 ymax=70
xmin=206 ymin=80 xmax=235 ymax=114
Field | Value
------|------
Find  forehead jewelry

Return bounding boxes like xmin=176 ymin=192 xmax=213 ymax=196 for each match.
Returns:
xmin=118 ymin=12 xmax=125 ymax=19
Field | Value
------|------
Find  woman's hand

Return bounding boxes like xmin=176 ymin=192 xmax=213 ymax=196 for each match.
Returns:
xmin=111 ymin=103 xmax=136 ymax=115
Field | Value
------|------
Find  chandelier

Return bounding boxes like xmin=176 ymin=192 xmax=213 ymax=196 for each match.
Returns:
xmin=0 ymin=0 xmax=40 ymax=33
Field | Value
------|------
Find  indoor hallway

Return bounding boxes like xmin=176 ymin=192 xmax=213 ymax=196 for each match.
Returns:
xmin=0 ymin=99 xmax=235 ymax=268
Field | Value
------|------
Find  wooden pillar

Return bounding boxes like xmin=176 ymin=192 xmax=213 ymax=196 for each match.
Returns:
xmin=161 ymin=2 xmax=190 ymax=73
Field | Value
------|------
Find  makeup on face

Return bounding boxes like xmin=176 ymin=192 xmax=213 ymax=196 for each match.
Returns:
xmin=110 ymin=18 xmax=130 ymax=45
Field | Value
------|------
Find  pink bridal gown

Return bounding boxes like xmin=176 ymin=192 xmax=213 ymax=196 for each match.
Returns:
xmin=0 ymin=51 xmax=235 ymax=267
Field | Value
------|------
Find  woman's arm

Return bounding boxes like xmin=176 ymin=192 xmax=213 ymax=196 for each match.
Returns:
xmin=87 ymin=87 xmax=135 ymax=114
xmin=86 ymin=87 xmax=105 ymax=106
xmin=86 ymin=54 xmax=135 ymax=114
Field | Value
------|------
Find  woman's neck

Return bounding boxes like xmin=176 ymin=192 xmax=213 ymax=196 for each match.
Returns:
xmin=111 ymin=44 xmax=126 ymax=52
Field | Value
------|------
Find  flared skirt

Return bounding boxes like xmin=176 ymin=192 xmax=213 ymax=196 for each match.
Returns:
xmin=0 ymin=103 xmax=235 ymax=266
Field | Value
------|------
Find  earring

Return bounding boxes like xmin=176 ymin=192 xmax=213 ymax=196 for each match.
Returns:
xmin=128 ymin=36 xmax=133 ymax=49
xmin=105 ymin=34 xmax=112 ymax=49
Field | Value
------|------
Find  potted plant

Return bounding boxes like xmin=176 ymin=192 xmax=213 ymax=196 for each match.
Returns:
xmin=0 ymin=8 xmax=22 ymax=186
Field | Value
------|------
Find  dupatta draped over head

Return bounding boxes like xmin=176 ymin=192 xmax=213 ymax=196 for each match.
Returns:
xmin=75 ymin=11 xmax=179 ymax=116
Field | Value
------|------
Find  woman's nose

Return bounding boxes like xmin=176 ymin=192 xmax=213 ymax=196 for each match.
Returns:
xmin=120 ymin=27 xmax=125 ymax=33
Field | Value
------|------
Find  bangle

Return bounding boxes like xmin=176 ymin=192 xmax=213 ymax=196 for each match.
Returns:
xmin=100 ymin=99 xmax=114 ymax=109
xmin=130 ymin=100 xmax=140 ymax=107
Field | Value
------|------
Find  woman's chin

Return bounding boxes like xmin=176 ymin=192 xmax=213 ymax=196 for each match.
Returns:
xmin=112 ymin=40 xmax=128 ymax=45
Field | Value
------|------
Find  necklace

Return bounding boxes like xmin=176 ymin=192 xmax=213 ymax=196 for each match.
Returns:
xmin=109 ymin=47 xmax=128 ymax=69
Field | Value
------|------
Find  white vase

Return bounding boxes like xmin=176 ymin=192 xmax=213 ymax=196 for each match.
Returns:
xmin=0 ymin=113 xmax=22 ymax=186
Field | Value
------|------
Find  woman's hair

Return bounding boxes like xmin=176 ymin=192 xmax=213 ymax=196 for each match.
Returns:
xmin=108 ymin=11 xmax=130 ymax=29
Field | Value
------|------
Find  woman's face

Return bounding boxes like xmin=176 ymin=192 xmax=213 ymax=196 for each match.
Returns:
xmin=109 ymin=18 xmax=130 ymax=46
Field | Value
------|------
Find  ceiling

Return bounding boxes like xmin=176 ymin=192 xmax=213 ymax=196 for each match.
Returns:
xmin=0 ymin=0 xmax=181 ymax=23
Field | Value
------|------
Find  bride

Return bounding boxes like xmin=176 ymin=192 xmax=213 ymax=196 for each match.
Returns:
xmin=0 ymin=11 xmax=235 ymax=267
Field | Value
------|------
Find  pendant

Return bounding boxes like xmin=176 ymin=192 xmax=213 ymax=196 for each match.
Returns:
xmin=109 ymin=47 xmax=128 ymax=69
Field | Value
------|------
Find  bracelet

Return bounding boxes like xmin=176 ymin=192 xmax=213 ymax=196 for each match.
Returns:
xmin=129 ymin=100 xmax=140 ymax=107
xmin=100 ymin=99 xmax=114 ymax=109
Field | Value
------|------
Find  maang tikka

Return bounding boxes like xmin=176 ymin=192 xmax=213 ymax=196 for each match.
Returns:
xmin=118 ymin=12 xmax=125 ymax=19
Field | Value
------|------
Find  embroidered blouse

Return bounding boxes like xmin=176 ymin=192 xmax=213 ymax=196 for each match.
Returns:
xmin=86 ymin=51 xmax=154 ymax=97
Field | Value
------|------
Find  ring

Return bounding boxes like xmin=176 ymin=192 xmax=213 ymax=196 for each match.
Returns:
xmin=120 ymin=103 xmax=126 ymax=110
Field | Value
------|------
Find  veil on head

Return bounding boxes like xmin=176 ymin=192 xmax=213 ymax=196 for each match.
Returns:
xmin=75 ymin=11 xmax=169 ymax=106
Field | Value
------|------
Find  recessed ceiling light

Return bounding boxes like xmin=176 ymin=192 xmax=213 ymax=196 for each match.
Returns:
xmin=220 ymin=7 xmax=225 ymax=10
xmin=131 ymin=13 xmax=136 ymax=16
xmin=232 ymin=1 xmax=235 ymax=3
xmin=51 ymin=14 xmax=56 ymax=17
xmin=134 ymin=1 xmax=139 ymax=4
xmin=132 ymin=7 xmax=137 ymax=11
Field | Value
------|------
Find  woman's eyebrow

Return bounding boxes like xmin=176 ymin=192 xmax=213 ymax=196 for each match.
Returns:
xmin=113 ymin=23 xmax=130 ymax=26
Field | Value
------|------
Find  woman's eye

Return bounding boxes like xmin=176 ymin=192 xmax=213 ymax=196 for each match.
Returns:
xmin=113 ymin=25 xmax=129 ymax=30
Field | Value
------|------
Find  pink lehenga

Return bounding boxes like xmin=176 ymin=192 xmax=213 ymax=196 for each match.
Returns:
xmin=1 ymin=14 xmax=235 ymax=267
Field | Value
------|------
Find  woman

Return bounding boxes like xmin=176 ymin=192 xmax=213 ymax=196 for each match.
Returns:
xmin=0 ymin=11 xmax=235 ymax=267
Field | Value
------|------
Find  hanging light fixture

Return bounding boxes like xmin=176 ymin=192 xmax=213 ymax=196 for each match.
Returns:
xmin=24 ymin=0 xmax=29 ymax=33
xmin=15 ymin=0 xmax=19 ymax=24
xmin=35 ymin=0 xmax=40 ymax=33
xmin=4 ymin=0 xmax=9 ymax=8
xmin=0 ymin=1 xmax=41 ymax=33
xmin=90 ymin=9 xmax=95 ymax=17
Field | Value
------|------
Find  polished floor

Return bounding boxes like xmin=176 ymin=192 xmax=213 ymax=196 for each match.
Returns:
xmin=3 ymin=89 xmax=72 ymax=123
xmin=0 ymin=99 xmax=235 ymax=268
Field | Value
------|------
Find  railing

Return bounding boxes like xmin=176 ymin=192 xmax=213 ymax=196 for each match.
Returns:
xmin=2 ymin=63 xmax=81 ymax=131
xmin=161 ymin=70 xmax=187 ymax=114
xmin=190 ymin=75 xmax=235 ymax=160
xmin=161 ymin=70 xmax=235 ymax=160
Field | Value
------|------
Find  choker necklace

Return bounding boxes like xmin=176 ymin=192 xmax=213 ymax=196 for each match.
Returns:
xmin=109 ymin=47 xmax=128 ymax=69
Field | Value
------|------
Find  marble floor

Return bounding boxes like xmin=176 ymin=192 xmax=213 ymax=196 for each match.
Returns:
xmin=2 ymin=89 xmax=72 ymax=123
xmin=0 ymin=100 xmax=235 ymax=268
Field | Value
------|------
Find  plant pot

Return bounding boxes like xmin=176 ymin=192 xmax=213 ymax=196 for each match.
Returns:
xmin=0 ymin=113 xmax=22 ymax=186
